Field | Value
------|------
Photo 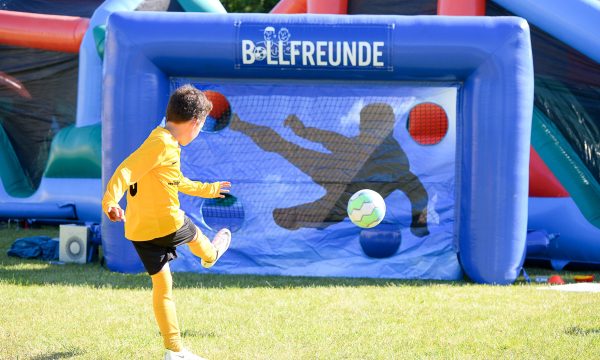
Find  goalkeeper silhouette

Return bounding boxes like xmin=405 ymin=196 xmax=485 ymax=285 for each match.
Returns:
xmin=230 ymin=103 xmax=429 ymax=237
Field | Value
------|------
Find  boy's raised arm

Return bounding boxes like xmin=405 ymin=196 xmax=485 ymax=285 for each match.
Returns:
xmin=178 ymin=178 xmax=230 ymax=198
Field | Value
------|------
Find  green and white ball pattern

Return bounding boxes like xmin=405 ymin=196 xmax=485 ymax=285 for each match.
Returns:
xmin=347 ymin=189 xmax=386 ymax=228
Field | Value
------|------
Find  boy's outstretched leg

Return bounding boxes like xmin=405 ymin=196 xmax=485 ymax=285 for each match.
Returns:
xmin=187 ymin=226 xmax=231 ymax=269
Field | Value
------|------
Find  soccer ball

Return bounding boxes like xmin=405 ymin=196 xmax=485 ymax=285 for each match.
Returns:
xmin=347 ymin=189 xmax=386 ymax=228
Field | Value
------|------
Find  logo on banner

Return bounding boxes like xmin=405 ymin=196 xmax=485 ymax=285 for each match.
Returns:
xmin=239 ymin=26 xmax=387 ymax=69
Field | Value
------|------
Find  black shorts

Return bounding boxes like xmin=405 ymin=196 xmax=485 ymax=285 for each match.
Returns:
xmin=131 ymin=216 xmax=198 ymax=275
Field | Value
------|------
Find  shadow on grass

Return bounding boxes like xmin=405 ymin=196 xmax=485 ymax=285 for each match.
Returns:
xmin=0 ymin=256 xmax=468 ymax=290
xmin=0 ymin=226 xmax=469 ymax=289
xmin=3 ymin=229 xmax=599 ymax=290
xmin=565 ymin=326 xmax=600 ymax=336
xmin=30 ymin=348 xmax=84 ymax=359
xmin=181 ymin=329 xmax=218 ymax=338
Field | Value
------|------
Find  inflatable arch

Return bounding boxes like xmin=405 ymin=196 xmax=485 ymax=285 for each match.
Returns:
xmin=102 ymin=12 xmax=533 ymax=284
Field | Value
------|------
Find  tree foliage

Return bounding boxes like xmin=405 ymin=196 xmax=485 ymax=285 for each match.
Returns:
xmin=220 ymin=0 xmax=280 ymax=13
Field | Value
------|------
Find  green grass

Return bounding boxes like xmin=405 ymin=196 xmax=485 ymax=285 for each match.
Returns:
xmin=1 ymin=225 xmax=600 ymax=359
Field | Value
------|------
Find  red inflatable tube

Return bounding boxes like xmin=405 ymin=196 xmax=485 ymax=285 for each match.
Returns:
xmin=437 ymin=0 xmax=485 ymax=16
xmin=270 ymin=0 xmax=307 ymax=14
xmin=307 ymin=0 xmax=347 ymax=14
xmin=0 ymin=10 xmax=89 ymax=53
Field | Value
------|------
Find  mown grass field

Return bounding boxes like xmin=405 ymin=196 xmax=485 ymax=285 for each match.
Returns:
xmin=1 ymin=225 xmax=600 ymax=359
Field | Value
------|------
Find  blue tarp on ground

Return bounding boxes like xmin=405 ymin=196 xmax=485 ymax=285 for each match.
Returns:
xmin=7 ymin=236 xmax=59 ymax=260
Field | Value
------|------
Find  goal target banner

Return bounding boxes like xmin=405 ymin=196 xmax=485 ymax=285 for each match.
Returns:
xmin=171 ymin=78 xmax=460 ymax=279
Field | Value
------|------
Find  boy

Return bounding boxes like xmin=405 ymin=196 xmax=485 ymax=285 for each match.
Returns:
xmin=102 ymin=84 xmax=231 ymax=360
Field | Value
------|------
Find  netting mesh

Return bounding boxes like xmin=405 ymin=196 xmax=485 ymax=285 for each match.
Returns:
xmin=172 ymin=78 xmax=456 ymax=236
xmin=198 ymin=194 xmax=245 ymax=232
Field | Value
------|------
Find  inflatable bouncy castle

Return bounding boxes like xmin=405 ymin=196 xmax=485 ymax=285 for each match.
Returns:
xmin=0 ymin=0 xmax=598 ymax=284
xmin=0 ymin=0 xmax=226 ymax=222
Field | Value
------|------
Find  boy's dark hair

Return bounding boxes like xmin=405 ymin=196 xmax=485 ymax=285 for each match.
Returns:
xmin=166 ymin=85 xmax=213 ymax=122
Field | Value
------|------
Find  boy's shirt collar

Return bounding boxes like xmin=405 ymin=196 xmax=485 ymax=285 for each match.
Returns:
xmin=155 ymin=126 xmax=179 ymax=147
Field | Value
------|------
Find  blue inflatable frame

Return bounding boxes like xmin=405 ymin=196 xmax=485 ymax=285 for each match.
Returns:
xmin=102 ymin=12 xmax=533 ymax=284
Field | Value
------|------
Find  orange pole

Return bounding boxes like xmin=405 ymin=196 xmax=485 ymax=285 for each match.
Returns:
xmin=307 ymin=0 xmax=347 ymax=14
xmin=270 ymin=0 xmax=307 ymax=14
xmin=0 ymin=10 xmax=89 ymax=53
xmin=437 ymin=0 xmax=485 ymax=16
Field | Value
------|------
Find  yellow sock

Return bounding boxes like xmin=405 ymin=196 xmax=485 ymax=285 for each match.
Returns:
xmin=188 ymin=226 xmax=217 ymax=262
xmin=151 ymin=264 xmax=182 ymax=352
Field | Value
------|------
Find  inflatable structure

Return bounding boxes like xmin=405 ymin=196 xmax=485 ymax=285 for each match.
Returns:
xmin=0 ymin=0 xmax=598 ymax=282
xmin=0 ymin=0 xmax=223 ymax=223
xmin=0 ymin=2 xmax=102 ymax=222
xmin=489 ymin=1 xmax=600 ymax=270
xmin=102 ymin=11 xmax=533 ymax=284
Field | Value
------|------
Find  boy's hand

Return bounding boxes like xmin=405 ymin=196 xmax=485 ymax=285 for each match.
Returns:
xmin=218 ymin=181 xmax=231 ymax=198
xmin=107 ymin=206 xmax=126 ymax=222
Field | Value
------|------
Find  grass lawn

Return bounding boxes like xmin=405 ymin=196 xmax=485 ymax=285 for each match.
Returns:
xmin=1 ymin=225 xmax=600 ymax=359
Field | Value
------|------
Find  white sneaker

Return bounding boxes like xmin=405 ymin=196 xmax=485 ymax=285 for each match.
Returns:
xmin=201 ymin=228 xmax=231 ymax=269
xmin=164 ymin=348 xmax=207 ymax=360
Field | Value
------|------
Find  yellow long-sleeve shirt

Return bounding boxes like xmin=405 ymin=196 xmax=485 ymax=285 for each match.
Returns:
xmin=102 ymin=126 xmax=221 ymax=241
